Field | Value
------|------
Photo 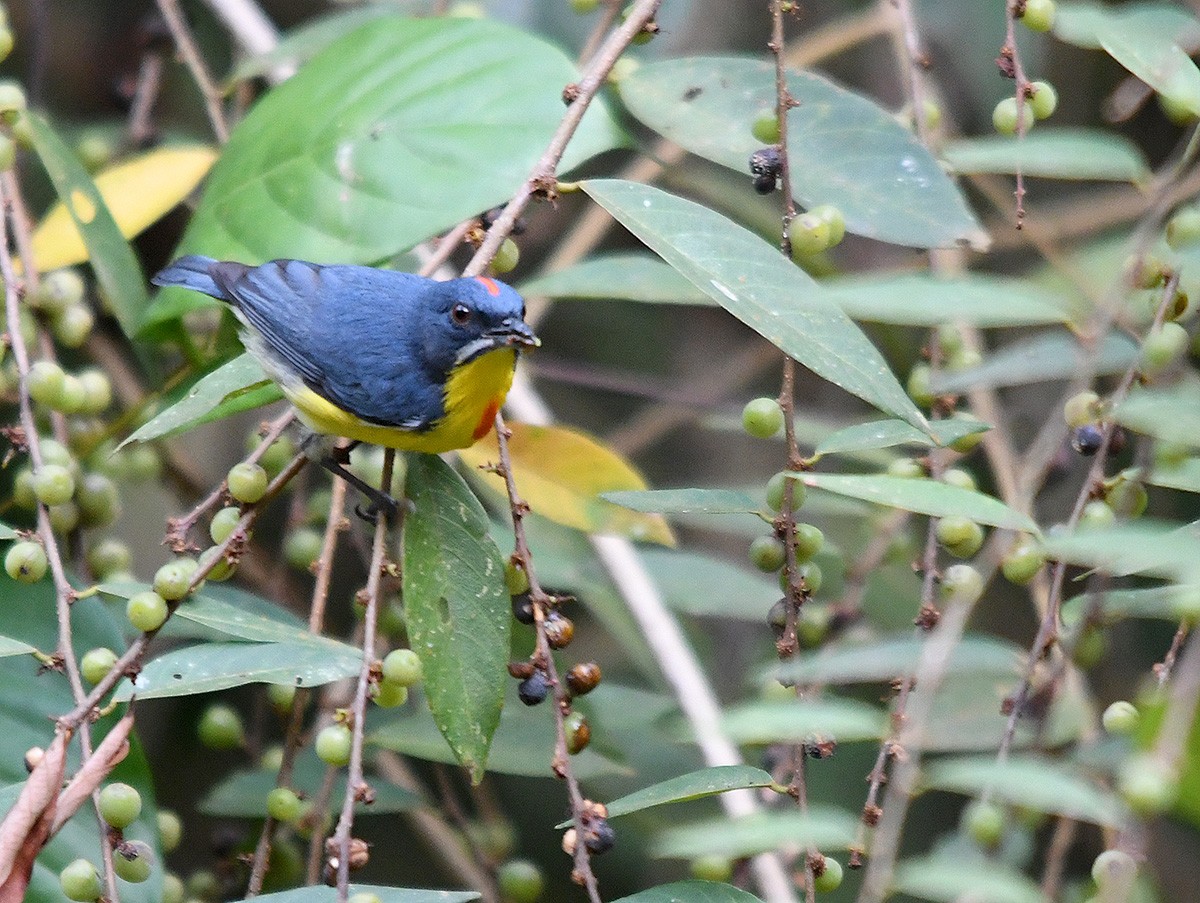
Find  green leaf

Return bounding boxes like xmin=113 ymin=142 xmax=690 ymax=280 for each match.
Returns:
xmin=1094 ymin=6 xmax=1200 ymax=116
xmin=1148 ymin=457 xmax=1200 ymax=493
xmin=772 ymin=634 xmax=1022 ymax=685
xmin=720 ymin=699 xmax=885 ymax=745
xmin=0 ymin=634 xmax=35 ymax=657
xmin=147 ymin=16 xmax=624 ymax=328
xmin=99 ymin=582 xmax=314 ymax=643
xmin=518 ymin=254 xmax=714 ymax=305
xmin=942 ymin=129 xmax=1150 ymax=182
xmin=619 ymin=57 xmax=985 ymax=250
xmin=796 ymin=473 xmax=1038 ymax=532
xmin=827 ymin=272 xmax=1073 ymax=327
xmin=1066 ymin=584 xmax=1200 ymax=623
xmin=115 ymin=640 xmax=362 ymax=700
xmin=925 ymin=755 xmax=1129 ymax=828
xmin=653 ymin=808 xmax=857 ymax=859
xmin=200 ymin=749 xmax=419 ymax=817
xmin=815 ymin=417 xmax=988 ymax=456
xmin=27 ymin=113 xmax=150 ymax=338
xmin=603 ymin=488 xmax=762 ymax=515
xmin=595 ymin=766 xmax=776 ymax=823
xmin=119 ymin=353 xmax=281 ymax=447
xmin=931 ymin=331 xmax=1139 ymax=394
xmin=371 ymin=686 xmax=627 ymax=780
xmin=583 ymin=180 xmax=929 ymax=433
xmin=1115 ymin=384 xmax=1200 ymax=447
xmin=641 ymin=548 xmax=780 ymax=621
xmin=235 ymin=887 xmax=479 ymax=903
xmin=612 ymin=882 xmax=766 ymax=903
xmin=894 ymin=856 xmax=1045 ymax=903
xmin=403 ymin=454 xmax=510 ymax=783
xmin=1039 ymin=520 xmax=1200 ymax=582
xmin=0 ymin=521 xmax=18 ymax=540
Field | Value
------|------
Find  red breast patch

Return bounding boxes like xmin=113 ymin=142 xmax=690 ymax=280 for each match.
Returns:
xmin=474 ymin=276 xmax=501 ymax=296
xmin=474 ymin=397 xmax=502 ymax=440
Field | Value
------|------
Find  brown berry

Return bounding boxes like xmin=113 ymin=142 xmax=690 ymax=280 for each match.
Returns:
xmin=566 ymin=662 xmax=602 ymax=696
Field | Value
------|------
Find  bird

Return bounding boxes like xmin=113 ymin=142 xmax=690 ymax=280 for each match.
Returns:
xmin=153 ymin=255 xmax=539 ymax=513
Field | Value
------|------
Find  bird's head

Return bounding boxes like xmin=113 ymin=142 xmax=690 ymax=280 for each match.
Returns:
xmin=421 ymin=275 xmax=539 ymax=374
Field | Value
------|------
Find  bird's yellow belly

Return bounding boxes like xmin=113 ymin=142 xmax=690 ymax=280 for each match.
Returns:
xmin=285 ymin=348 xmax=517 ymax=454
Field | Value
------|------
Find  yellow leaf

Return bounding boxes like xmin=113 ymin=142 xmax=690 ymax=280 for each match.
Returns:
xmin=30 ymin=145 xmax=218 ymax=271
xmin=459 ymin=422 xmax=675 ymax=546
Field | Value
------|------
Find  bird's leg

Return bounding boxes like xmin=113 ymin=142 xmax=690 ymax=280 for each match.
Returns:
xmin=299 ymin=434 xmax=397 ymax=522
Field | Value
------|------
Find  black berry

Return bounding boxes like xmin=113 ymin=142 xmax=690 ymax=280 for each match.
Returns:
xmin=512 ymin=593 xmax=536 ymax=624
xmin=518 ymin=670 xmax=549 ymax=706
xmin=749 ymin=146 xmax=782 ymax=194
xmin=1071 ymin=424 xmax=1103 ymax=456
xmin=583 ymin=818 xmax=616 ymax=854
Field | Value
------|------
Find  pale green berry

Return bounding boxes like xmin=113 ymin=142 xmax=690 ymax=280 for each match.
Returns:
xmin=1028 ymin=80 xmax=1058 ymax=119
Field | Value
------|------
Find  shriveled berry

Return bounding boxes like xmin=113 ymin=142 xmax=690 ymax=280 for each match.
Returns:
xmin=752 ymin=172 xmax=778 ymax=194
xmin=315 ymin=723 xmax=353 ymax=767
xmin=112 ymin=840 xmax=153 ymax=883
xmin=583 ymin=818 xmax=616 ymax=854
xmin=1071 ymin=424 xmax=1103 ymax=456
xmin=512 ymin=593 xmax=536 ymax=624
xmin=566 ymin=661 xmax=602 ymax=695
xmin=518 ymin=670 xmax=549 ymax=705
xmin=80 ymin=647 xmax=118 ymax=685
xmin=748 ymin=146 xmax=782 ymax=194
xmin=99 ymin=782 xmax=142 ymax=829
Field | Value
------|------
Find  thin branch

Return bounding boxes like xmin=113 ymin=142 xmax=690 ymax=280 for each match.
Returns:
xmin=155 ymin=0 xmax=231 ymax=143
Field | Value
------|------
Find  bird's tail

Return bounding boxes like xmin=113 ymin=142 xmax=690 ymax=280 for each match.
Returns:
xmin=152 ymin=255 xmax=244 ymax=302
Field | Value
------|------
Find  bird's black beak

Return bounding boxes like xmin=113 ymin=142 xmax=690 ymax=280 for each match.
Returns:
xmin=488 ymin=319 xmax=540 ymax=350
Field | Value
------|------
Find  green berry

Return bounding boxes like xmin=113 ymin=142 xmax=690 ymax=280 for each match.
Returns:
xmin=1141 ymin=321 xmax=1189 ymax=374
xmin=315 ymin=723 xmax=353 ymax=767
xmin=887 ymin=457 xmax=925 ymax=479
xmin=1171 ymin=585 xmax=1200 ymax=623
xmin=98 ymin=782 xmax=142 ymax=829
xmin=80 ymin=647 xmax=118 ymax=684
xmin=1072 ymin=627 xmax=1108 ymax=668
xmin=257 ymin=433 xmax=297 ymax=476
xmin=55 ymin=374 xmax=87 ymax=413
xmin=228 ymin=462 xmax=268 ymax=503
xmin=797 ymin=561 xmax=823 ymax=595
xmin=1118 ymin=756 xmax=1176 ymax=815
xmin=936 ymin=516 xmax=985 ymax=558
xmin=940 ymin=563 xmax=984 ymax=605
xmin=941 ymin=468 xmax=977 ymax=491
xmin=690 ymin=854 xmax=734 ymax=883
xmin=52 ymin=303 xmax=95 ymax=349
xmin=1092 ymin=849 xmax=1137 ymax=887
xmin=491 ymin=238 xmax=520 ymax=275
xmin=76 ymin=369 xmax=112 ymax=414
xmin=797 ymin=604 xmax=832 ymax=648
xmin=1020 ymin=0 xmax=1056 ymax=31
xmin=154 ymin=560 xmax=195 ymax=601
xmin=27 ymin=360 xmax=66 ymax=407
xmin=88 ymin=538 xmax=132 ymax=579
xmin=198 ymin=703 xmax=244 ymax=750
xmin=766 ymin=471 xmax=804 ymax=510
xmin=260 ymin=745 xmax=285 ymax=771
xmin=0 ymin=80 xmax=25 ymax=118
xmin=12 ymin=467 xmax=36 ymax=509
xmin=112 ymin=840 xmax=153 ymax=883
xmin=373 ymin=681 xmax=408 ymax=708
xmin=209 ymin=506 xmax=242 ymax=544
xmin=1001 ymin=537 xmax=1045 ymax=585
xmin=1102 ymin=700 xmax=1140 ymax=735
xmin=157 ymin=810 xmax=182 ymax=852
xmin=948 ymin=415 xmax=985 ymax=454
xmin=907 ymin=363 xmax=934 ymax=407
xmin=126 ymin=445 xmax=162 ymax=482
xmin=793 ymin=523 xmax=824 ymax=562
xmin=76 ymin=472 xmax=120 ymax=527
xmin=284 ymin=527 xmax=323 ymax=571
xmin=1104 ymin=478 xmax=1148 ymax=518
xmin=1028 ymin=80 xmax=1057 ymax=119
xmin=742 ymin=396 xmax=784 ymax=438
xmin=267 ymin=787 xmax=305 ymax=823
xmin=76 ymin=131 xmax=113 ymax=172
xmin=935 ymin=323 xmax=965 ymax=357
xmin=993 ymin=97 xmax=1034 ymax=135
xmin=963 ymin=799 xmax=1005 ymax=847
xmin=504 ymin=559 xmax=530 ymax=595
xmin=162 ymin=873 xmax=185 ymax=903
xmin=48 ymin=501 xmax=79 ymax=534
xmin=59 ymin=858 xmax=102 ymax=901
xmin=809 ymin=204 xmax=846 ymax=247
xmin=1159 ymin=89 xmax=1199 ymax=124
xmin=749 ymin=535 xmax=785 ymax=572
xmin=790 ymin=212 xmax=832 ymax=258
xmin=570 ymin=0 xmax=600 ymax=12
xmin=0 ymin=29 xmax=13 ymax=66
xmin=32 ymin=463 xmax=74 ymax=506
xmin=266 ymin=682 xmax=296 ymax=714
xmin=1079 ymin=500 xmax=1116 ymax=531
xmin=187 ymin=870 xmax=221 ymax=901
xmin=198 ymin=544 xmax=235 ymax=582
xmin=126 ymin=590 xmax=168 ymax=632
xmin=32 ymin=269 xmax=84 ymax=313
xmin=1167 ymin=205 xmax=1200 ymax=249
xmin=382 ymin=648 xmax=424 ymax=687
xmin=1063 ymin=390 xmax=1100 ymax=428
xmin=751 ymin=111 xmax=781 ymax=144
xmin=498 ymin=858 xmax=544 ymax=902
xmin=5 ymin=540 xmax=47 ymax=582
xmin=812 ymin=856 xmax=843 ymax=893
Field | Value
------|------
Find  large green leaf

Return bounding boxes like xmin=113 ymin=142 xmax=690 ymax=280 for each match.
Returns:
xmin=0 ymin=582 xmax=161 ymax=903
xmin=639 ymin=548 xmax=781 ymax=621
xmin=235 ymin=888 xmax=479 ymax=903
xmin=519 ymin=254 xmax=714 ymax=305
xmin=145 ymin=15 xmax=624 ymax=328
xmin=1149 ymin=457 xmax=1200 ymax=493
xmin=894 ymin=857 xmax=1044 ymax=903
xmin=931 ymin=331 xmax=1139 ymax=394
xmin=403 ymin=454 xmax=510 ymax=783
xmin=119 ymin=353 xmax=281 ymax=448
xmin=27 ymin=113 xmax=150 ymax=338
xmin=1093 ymin=6 xmax=1200 ymax=115
xmin=653 ymin=808 xmax=857 ymax=859
xmin=612 ymin=882 xmax=765 ymax=903
xmin=1040 ymin=520 xmax=1200 ymax=582
xmin=941 ymin=129 xmax=1150 ymax=182
xmin=796 ymin=473 xmax=1038 ymax=532
xmin=1064 ymin=584 xmax=1200 ymax=624
xmin=583 ymin=180 xmax=929 ymax=432
xmin=815 ymin=417 xmax=988 ymax=456
xmin=1115 ymin=384 xmax=1200 ymax=447
xmin=619 ymin=57 xmax=985 ymax=250
xmin=925 ymin=755 xmax=1128 ymax=828
xmin=826 ymin=272 xmax=1073 ymax=327
xmin=603 ymin=488 xmax=763 ymax=515
xmin=772 ymin=634 xmax=1022 ymax=685
xmin=720 ymin=699 xmax=886 ymax=745
xmin=597 ymin=766 xmax=776 ymax=822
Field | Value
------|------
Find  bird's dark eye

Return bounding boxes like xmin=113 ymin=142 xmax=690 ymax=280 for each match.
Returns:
xmin=450 ymin=303 xmax=472 ymax=326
